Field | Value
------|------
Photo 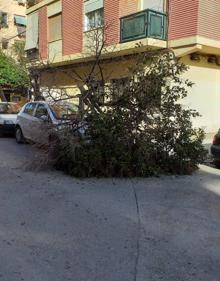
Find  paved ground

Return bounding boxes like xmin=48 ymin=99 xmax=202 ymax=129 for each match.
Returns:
xmin=0 ymin=138 xmax=220 ymax=281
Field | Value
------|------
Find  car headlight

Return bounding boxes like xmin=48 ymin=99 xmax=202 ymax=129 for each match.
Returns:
xmin=4 ymin=120 xmax=14 ymax=125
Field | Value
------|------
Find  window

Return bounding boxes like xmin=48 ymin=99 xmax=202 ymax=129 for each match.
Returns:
xmin=85 ymin=8 xmax=104 ymax=31
xmin=35 ymin=104 xmax=49 ymax=118
xmin=142 ymin=0 xmax=165 ymax=12
xmin=50 ymin=103 xmax=78 ymax=120
xmin=0 ymin=12 xmax=8 ymax=27
xmin=110 ymin=78 xmax=129 ymax=102
xmin=111 ymin=78 xmax=129 ymax=93
xmin=48 ymin=14 xmax=62 ymax=42
xmin=84 ymin=0 xmax=104 ymax=31
xmin=23 ymin=103 xmax=37 ymax=115
xmin=11 ymin=96 xmax=21 ymax=103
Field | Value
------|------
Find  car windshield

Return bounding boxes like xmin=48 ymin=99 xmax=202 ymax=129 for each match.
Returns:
xmin=0 ymin=103 xmax=21 ymax=114
xmin=50 ymin=103 xmax=78 ymax=120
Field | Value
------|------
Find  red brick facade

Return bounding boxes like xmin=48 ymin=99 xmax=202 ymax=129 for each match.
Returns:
xmin=169 ymin=0 xmax=220 ymax=41
xmin=198 ymin=0 xmax=220 ymax=41
xmin=104 ymin=0 xmax=139 ymax=45
xmin=31 ymin=0 xmax=220 ymax=59
xmin=62 ymin=0 xmax=83 ymax=55
xmin=119 ymin=0 xmax=139 ymax=17
xmin=39 ymin=6 xmax=48 ymax=60
xmin=168 ymin=0 xmax=199 ymax=40
xmin=104 ymin=0 xmax=120 ymax=45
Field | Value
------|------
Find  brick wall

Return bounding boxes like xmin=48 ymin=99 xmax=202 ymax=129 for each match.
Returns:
xmin=62 ymin=0 xmax=83 ymax=55
xmin=198 ymin=0 xmax=220 ymax=41
xmin=39 ymin=6 xmax=48 ymax=60
xmin=169 ymin=0 xmax=199 ymax=40
xmin=104 ymin=0 xmax=120 ymax=45
xmin=33 ymin=0 xmax=220 ymax=59
xmin=119 ymin=0 xmax=139 ymax=17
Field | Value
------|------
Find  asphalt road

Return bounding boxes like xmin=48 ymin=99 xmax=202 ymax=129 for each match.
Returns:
xmin=0 ymin=137 xmax=220 ymax=281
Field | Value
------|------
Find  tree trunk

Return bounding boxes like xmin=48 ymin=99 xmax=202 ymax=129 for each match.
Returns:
xmin=0 ymin=87 xmax=7 ymax=102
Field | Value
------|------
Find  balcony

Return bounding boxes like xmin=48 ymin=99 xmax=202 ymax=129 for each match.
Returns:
xmin=120 ymin=9 xmax=167 ymax=43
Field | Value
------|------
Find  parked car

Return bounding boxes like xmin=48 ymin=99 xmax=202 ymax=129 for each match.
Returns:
xmin=0 ymin=102 xmax=21 ymax=135
xmin=211 ymin=129 xmax=220 ymax=166
xmin=15 ymin=101 xmax=79 ymax=144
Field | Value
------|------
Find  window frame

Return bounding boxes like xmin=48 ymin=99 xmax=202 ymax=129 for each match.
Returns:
xmin=110 ymin=77 xmax=129 ymax=102
xmin=85 ymin=7 xmax=104 ymax=31
xmin=23 ymin=103 xmax=37 ymax=116
xmin=0 ymin=12 xmax=8 ymax=27
xmin=48 ymin=13 xmax=62 ymax=43
xmin=141 ymin=0 xmax=166 ymax=12
xmin=34 ymin=103 xmax=49 ymax=119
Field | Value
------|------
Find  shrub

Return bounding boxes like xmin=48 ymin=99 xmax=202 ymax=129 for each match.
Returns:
xmin=53 ymin=50 xmax=207 ymax=177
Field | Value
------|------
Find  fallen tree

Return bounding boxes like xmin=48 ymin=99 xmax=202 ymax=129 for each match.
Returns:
xmin=52 ymin=49 xmax=207 ymax=177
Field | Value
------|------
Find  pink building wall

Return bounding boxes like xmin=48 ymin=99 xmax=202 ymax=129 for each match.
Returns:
xmin=168 ymin=0 xmax=199 ymax=40
xmin=39 ymin=7 xmax=48 ymax=59
xmin=36 ymin=0 xmax=220 ymax=59
xmin=62 ymin=0 xmax=83 ymax=55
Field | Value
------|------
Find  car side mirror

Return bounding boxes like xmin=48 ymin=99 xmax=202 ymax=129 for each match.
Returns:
xmin=40 ymin=115 xmax=49 ymax=122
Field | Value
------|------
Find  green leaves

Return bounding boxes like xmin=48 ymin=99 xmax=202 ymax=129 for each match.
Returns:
xmin=54 ymin=50 xmax=207 ymax=177
xmin=0 ymin=49 xmax=29 ymax=89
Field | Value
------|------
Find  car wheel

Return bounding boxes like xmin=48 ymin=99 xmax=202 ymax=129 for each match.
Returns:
xmin=15 ymin=127 xmax=25 ymax=144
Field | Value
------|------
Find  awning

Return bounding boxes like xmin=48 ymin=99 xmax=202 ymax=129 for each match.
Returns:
xmin=14 ymin=15 xmax=26 ymax=26
xmin=24 ymin=12 xmax=39 ymax=50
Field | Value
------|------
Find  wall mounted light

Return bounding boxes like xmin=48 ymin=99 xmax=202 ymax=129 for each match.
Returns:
xmin=190 ymin=53 xmax=201 ymax=62
xmin=207 ymin=56 xmax=217 ymax=64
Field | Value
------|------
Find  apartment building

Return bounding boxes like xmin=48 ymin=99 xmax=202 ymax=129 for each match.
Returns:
xmin=0 ymin=0 xmax=26 ymax=52
xmin=25 ymin=0 xmax=220 ymax=137
xmin=0 ymin=0 xmax=27 ymax=102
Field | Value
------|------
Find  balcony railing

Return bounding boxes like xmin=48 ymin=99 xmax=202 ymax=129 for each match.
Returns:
xmin=120 ymin=9 xmax=167 ymax=43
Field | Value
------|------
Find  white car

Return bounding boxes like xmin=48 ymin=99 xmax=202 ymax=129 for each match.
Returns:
xmin=0 ymin=102 xmax=21 ymax=135
xmin=15 ymin=101 xmax=79 ymax=144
